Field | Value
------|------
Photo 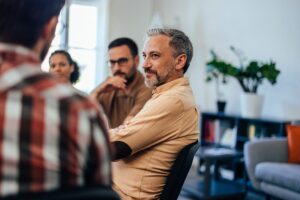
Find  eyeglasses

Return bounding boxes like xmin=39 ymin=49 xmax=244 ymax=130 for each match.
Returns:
xmin=108 ymin=57 xmax=129 ymax=67
xmin=55 ymin=21 xmax=66 ymax=36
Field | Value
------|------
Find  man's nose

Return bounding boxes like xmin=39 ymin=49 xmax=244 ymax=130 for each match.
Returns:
xmin=111 ymin=61 xmax=123 ymax=71
xmin=142 ymin=58 xmax=151 ymax=69
xmin=113 ymin=63 xmax=122 ymax=70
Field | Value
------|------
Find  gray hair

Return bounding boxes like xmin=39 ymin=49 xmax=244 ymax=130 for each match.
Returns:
xmin=146 ymin=28 xmax=193 ymax=74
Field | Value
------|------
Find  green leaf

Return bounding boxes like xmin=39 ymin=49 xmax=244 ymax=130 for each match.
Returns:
xmin=205 ymin=47 xmax=280 ymax=93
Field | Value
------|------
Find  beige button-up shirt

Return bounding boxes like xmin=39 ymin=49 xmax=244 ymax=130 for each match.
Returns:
xmin=98 ymin=71 xmax=152 ymax=128
xmin=110 ymin=77 xmax=199 ymax=200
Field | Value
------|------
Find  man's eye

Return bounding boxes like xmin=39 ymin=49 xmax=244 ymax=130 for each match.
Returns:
xmin=151 ymin=54 xmax=159 ymax=59
xmin=118 ymin=58 xmax=128 ymax=64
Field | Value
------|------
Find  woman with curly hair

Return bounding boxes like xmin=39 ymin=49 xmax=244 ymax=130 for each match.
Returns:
xmin=49 ymin=50 xmax=80 ymax=84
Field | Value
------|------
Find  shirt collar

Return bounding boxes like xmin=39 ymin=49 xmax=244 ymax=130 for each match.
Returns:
xmin=152 ymin=77 xmax=189 ymax=95
xmin=0 ymin=43 xmax=40 ymax=65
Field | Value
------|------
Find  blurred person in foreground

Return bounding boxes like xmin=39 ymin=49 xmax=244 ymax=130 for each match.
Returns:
xmin=110 ymin=28 xmax=199 ymax=199
xmin=0 ymin=0 xmax=112 ymax=197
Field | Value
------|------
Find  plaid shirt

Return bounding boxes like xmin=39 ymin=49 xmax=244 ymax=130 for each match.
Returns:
xmin=0 ymin=43 xmax=112 ymax=196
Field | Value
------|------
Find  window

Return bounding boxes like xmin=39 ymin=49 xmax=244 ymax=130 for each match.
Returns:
xmin=42 ymin=0 xmax=108 ymax=93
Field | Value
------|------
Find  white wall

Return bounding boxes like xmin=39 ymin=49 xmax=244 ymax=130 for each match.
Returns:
xmin=156 ymin=0 xmax=300 ymax=120
xmin=108 ymin=0 xmax=153 ymax=68
xmin=107 ymin=0 xmax=300 ymax=120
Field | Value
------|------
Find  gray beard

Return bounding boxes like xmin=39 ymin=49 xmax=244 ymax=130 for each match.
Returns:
xmin=145 ymin=68 xmax=174 ymax=88
xmin=145 ymin=78 xmax=159 ymax=88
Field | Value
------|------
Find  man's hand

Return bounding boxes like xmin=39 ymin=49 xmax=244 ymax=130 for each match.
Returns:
xmin=89 ymin=76 xmax=127 ymax=100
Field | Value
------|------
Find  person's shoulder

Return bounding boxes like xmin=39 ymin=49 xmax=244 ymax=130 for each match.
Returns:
xmin=38 ymin=76 xmax=93 ymax=106
xmin=158 ymin=91 xmax=183 ymax=104
xmin=15 ymin=71 xmax=68 ymax=96
xmin=97 ymin=89 xmax=115 ymax=102
xmin=164 ymin=78 xmax=193 ymax=97
xmin=150 ymin=92 xmax=184 ymax=113
xmin=156 ymin=82 xmax=195 ymax=108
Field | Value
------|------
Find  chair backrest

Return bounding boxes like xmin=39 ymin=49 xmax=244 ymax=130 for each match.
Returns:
xmin=1 ymin=186 xmax=120 ymax=200
xmin=160 ymin=141 xmax=200 ymax=200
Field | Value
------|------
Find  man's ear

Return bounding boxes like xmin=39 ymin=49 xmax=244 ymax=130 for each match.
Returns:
xmin=41 ymin=16 xmax=58 ymax=41
xmin=175 ymin=54 xmax=187 ymax=71
xmin=33 ymin=16 xmax=58 ymax=59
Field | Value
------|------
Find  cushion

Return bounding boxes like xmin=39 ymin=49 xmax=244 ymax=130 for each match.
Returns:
xmin=256 ymin=162 xmax=300 ymax=193
xmin=260 ymin=182 xmax=300 ymax=200
xmin=287 ymin=125 xmax=300 ymax=163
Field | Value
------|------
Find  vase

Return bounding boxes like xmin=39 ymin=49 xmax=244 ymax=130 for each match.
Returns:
xmin=240 ymin=93 xmax=264 ymax=118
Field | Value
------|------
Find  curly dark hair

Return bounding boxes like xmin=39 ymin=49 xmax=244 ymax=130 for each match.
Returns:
xmin=49 ymin=50 xmax=80 ymax=84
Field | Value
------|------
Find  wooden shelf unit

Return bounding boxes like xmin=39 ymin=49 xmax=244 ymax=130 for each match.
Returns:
xmin=200 ymin=111 xmax=290 ymax=151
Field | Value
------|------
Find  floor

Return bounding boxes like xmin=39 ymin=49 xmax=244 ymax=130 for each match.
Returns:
xmin=178 ymin=163 xmax=266 ymax=200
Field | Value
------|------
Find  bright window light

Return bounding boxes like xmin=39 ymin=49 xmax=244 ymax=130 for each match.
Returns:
xmin=41 ymin=0 xmax=108 ymax=94
xmin=69 ymin=5 xmax=97 ymax=49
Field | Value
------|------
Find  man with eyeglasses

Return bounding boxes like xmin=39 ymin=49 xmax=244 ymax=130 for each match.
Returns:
xmin=90 ymin=38 xmax=152 ymax=128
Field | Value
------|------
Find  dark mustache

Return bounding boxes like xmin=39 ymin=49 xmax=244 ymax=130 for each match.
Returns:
xmin=144 ymin=69 xmax=156 ymax=74
xmin=113 ymin=71 xmax=126 ymax=76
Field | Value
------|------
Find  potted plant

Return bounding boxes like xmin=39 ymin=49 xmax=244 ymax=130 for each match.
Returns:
xmin=205 ymin=50 xmax=233 ymax=113
xmin=206 ymin=46 xmax=280 ymax=117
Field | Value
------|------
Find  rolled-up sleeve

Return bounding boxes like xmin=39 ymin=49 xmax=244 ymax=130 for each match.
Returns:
xmin=110 ymin=95 xmax=184 ymax=155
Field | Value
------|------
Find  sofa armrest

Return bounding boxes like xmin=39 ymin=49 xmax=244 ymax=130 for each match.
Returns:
xmin=244 ymin=138 xmax=288 ymax=190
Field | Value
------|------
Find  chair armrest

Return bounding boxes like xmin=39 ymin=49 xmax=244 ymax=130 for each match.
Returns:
xmin=244 ymin=138 xmax=288 ymax=190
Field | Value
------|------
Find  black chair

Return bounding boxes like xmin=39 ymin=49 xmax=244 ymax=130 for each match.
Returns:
xmin=160 ymin=141 xmax=200 ymax=200
xmin=1 ymin=185 xmax=120 ymax=200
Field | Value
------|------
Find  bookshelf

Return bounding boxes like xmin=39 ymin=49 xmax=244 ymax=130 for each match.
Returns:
xmin=200 ymin=111 xmax=290 ymax=151
xmin=187 ymin=112 xmax=293 ymax=199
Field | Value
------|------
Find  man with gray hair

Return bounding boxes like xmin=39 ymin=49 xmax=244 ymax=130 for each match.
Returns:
xmin=110 ymin=28 xmax=199 ymax=199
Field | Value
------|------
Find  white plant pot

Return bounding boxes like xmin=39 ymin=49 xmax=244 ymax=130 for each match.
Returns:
xmin=240 ymin=93 xmax=264 ymax=118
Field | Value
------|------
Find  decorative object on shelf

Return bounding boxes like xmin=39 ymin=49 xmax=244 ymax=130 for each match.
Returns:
xmin=216 ymin=101 xmax=226 ymax=113
xmin=206 ymin=50 xmax=230 ymax=113
xmin=206 ymin=46 xmax=280 ymax=117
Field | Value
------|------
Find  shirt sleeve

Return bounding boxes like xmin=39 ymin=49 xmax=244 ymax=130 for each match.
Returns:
xmin=110 ymin=94 xmax=184 ymax=155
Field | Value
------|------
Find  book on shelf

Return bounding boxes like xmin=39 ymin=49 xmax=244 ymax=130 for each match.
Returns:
xmin=203 ymin=119 xmax=236 ymax=147
xmin=248 ymin=124 xmax=256 ymax=140
xmin=219 ymin=121 xmax=233 ymax=143
xmin=220 ymin=127 xmax=237 ymax=148
xmin=204 ymin=120 xmax=215 ymax=143
xmin=247 ymin=124 xmax=269 ymax=140
xmin=214 ymin=120 xmax=220 ymax=144
xmin=219 ymin=167 xmax=234 ymax=180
